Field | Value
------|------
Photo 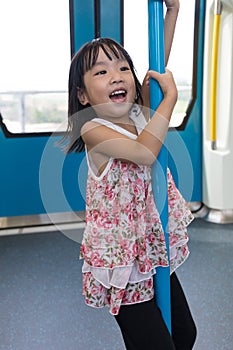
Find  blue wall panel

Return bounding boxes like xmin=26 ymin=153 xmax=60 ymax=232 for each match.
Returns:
xmin=72 ymin=0 xmax=95 ymax=51
xmin=100 ymin=0 xmax=122 ymax=43
xmin=0 ymin=129 xmax=85 ymax=216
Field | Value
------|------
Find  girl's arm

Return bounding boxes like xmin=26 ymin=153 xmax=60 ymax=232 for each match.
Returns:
xmin=164 ymin=0 xmax=180 ymax=65
xmin=141 ymin=0 xmax=179 ymax=112
xmin=81 ymin=69 xmax=177 ymax=167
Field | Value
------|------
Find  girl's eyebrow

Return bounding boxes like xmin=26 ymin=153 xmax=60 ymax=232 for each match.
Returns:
xmin=94 ymin=58 xmax=127 ymax=68
xmin=93 ymin=61 xmax=107 ymax=67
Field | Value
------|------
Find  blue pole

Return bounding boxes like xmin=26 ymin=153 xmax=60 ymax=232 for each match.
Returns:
xmin=148 ymin=0 xmax=171 ymax=332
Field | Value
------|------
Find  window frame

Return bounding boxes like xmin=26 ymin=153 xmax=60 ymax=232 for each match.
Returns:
xmin=0 ymin=0 xmax=199 ymax=138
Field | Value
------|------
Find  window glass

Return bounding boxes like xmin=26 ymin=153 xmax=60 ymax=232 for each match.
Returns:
xmin=0 ymin=0 xmax=70 ymax=133
xmin=168 ymin=0 xmax=195 ymax=126
xmin=124 ymin=0 xmax=195 ymax=127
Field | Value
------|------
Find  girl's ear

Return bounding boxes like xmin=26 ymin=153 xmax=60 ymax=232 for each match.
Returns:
xmin=77 ymin=88 xmax=89 ymax=105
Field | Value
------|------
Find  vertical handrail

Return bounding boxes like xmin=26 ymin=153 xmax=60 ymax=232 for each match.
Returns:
xmin=210 ymin=0 xmax=222 ymax=150
xmin=148 ymin=0 xmax=171 ymax=333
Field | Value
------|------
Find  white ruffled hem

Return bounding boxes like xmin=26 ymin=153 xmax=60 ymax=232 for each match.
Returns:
xmin=82 ymin=237 xmax=190 ymax=290
xmin=170 ymin=237 xmax=189 ymax=261
xmin=82 ymin=260 xmax=156 ymax=290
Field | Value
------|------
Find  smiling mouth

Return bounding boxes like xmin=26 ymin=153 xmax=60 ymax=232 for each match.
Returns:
xmin=109 ymin=89 xmax=127 ymax=102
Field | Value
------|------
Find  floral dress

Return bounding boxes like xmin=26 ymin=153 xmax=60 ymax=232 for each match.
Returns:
xmin=80 ymin=106 xmax=194 ymax=315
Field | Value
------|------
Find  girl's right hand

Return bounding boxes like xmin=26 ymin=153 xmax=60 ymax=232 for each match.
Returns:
xmin=146 ymin=69 xmax=178 ymax=106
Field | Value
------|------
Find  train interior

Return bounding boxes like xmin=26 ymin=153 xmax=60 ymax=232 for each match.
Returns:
xmin=0 ymin=0 xmax=233 ymax=349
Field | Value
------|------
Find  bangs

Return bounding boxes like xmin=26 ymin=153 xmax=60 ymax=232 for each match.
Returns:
xmin=83 ymin=38 xmax=129 ymax=73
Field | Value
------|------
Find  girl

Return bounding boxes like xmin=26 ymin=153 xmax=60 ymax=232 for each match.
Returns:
xmin=65 ymin=1 xmax=197 ymax=349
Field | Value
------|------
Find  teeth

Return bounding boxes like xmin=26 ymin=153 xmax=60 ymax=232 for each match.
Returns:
xmin=110 ymin=90 xmax=126 ymax=96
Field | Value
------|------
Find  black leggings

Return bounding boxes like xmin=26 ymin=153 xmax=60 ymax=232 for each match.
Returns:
xmin=114 ymin=273 xmax=197 ymax=350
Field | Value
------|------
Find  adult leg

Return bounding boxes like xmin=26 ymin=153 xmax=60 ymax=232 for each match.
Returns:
xmin=170 ymin=273 xmax=197 ymax=349
xmin=114 ymin=299 xmax=176 ymax=350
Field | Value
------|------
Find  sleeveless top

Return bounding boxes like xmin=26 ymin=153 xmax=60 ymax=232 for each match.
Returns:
xmin=80 ymin=105 xmax=194 ymax=315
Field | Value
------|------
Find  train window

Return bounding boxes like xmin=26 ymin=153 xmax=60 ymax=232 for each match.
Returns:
xmin=124 ymin=0 xmax=195 ymax=127
xmin=0 ymin=0 xmax=70 ymax=134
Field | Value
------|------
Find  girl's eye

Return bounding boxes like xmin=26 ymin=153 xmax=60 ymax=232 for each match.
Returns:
xmin=94 ymin=70 xmax=107 ymax=76
xmin=120 ymin=66 xmax=130 ymax=71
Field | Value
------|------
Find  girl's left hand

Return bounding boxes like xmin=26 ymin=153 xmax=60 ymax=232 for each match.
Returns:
xmin=164 ymin=0 xmax=180 ymax=10
xmin=140 ymin=71 xmax=150 ymax=110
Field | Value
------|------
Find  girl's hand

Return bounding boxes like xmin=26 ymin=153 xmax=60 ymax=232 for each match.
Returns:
xmin=147 ymin=69 xmax=178 ymax=104
xmin=140 ymin=69 xmax=177 ymax=112
xmin=164 ymin=0 xmax=180 ymax=10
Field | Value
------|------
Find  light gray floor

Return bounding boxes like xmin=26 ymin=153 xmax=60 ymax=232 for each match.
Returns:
xmin=0 ymin=218 xmax=232 ymax=350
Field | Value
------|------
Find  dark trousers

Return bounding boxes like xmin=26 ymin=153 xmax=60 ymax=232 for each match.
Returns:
xmin=114 ymin=273 xmax=197 ymax=350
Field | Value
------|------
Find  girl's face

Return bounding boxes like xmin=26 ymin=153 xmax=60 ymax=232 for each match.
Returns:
xmin=78 ymin=48 xmax=136 ymax=120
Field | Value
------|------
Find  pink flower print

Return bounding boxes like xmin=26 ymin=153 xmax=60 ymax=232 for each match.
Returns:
xmin=132 ymin=242 xmax=139 ymax=255
xmin=132 ymin=291 xmax=141 ymax=303
xmin=144 ymin=257 xmax=153 ymax=273
xmin=90 ymin=252 xmax=101 ymax=264
xmin=168 ymin=193 xmax=179 ymax=207
xmin=119 ymin=237 xmax=130 ymax=250
xmin=139 ymin=248 xmax=146 ymax=258
xmin=111 ymin=306 xmax=120 ymax=315
xmin=124 ymin=203 xmax=132 ymax=213
xmin=108 ymin=191 xmax=116 ymax=201
xmin=91 ymin=209 xmax=99 ymax=222
xmin=99 ymin=283 xmax=106 ymax=294
xmin=144 ymin=278 xmax=153 ymax=290
xmin=128 ymin=212 xmax=134 ymax=222
xmin=123 ymin=249 xmax=133 ymax=262
xmin=103 ymin=220 xmax=113 ymax=229
xmin=83 ymin=283 xmax=88 ymax=294
xmin=173 ymin=209 xmax=183 ymax=219
xmin=91 ymin=285 xmax=100 ymax=296
xmin=82 ymin=273 xmax=90 ymax=293
xmin=90 ymin=237 xmax=100 ymax=246
xmin=170 ymin=235 xmax=179 ymax=245
xmin=105 ymin=184 xmax=116 ymax=201
xmin=133 ymin=178 xmax=143 ymax=196
xmin=114 ymin=215 xmax=119 ymax=225
xmin=96 ymin=259 xmax=105 ymax=267
xmin=116 ymin=289 xmax=125 ymax=300
xmin=112 ymin=202 xmax=119 ymax=216
xmin=91 ymin=227 xmax=99 ymax=237
xmin=97 ymin=217 xmax=112 ymax=229
xmin=120 ymin=162 xmax=128 ymax=171
xmin=122 ymin=290 xmax=130 ymax=303
xmin=131 ymin=163 xmax=139 ymax=170
xmin=158 ymin=257 xmax=168 ymax=267
xmin=80 ymin=244 xmax=91 ymax=257
xmin=148 ymin=232 xmax=156 ymax=244
xmin=105 ymin=234 xmax=115 ymax=244
xmin=105 ymin=294 xmax=111 ymax=304
xmin=160 ymin=233 xmax=166 ymax=243
xmin=102 ymin=210 xmax=110 ymax=218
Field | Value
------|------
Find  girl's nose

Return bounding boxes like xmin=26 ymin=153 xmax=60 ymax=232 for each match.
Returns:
xmin=110 ymin=72 xmax=123 ymax=84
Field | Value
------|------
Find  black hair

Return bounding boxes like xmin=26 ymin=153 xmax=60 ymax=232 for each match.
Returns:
xmin=64 ymin=37 xmax=143 ymax=153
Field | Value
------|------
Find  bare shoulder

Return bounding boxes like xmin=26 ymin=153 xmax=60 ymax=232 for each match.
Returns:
xmin=81 ymin=119 xmax=126 ymax=154
xmin=81 ymin=120 xmax=105 ymax=145
xmin=80 ymin=118 xmax=155 ymax=166
xmin=81 ymin=120 xmax=101 ymax=135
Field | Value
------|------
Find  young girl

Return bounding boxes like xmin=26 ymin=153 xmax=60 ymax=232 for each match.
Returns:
xmin=65 ymin=1 xmax=197 ymax=349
